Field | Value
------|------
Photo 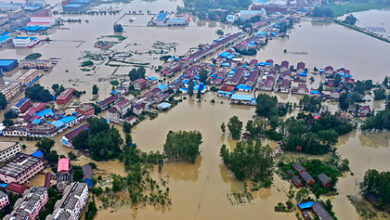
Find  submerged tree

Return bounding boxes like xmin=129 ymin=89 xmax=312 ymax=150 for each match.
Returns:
xmin=163 ymin=130 xmax=202 ymax=163
xmin=227 ymin=116 xmax=243 ymax=140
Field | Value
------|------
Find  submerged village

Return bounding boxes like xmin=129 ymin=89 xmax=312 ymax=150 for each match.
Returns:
xmin=0 ymin=0 xmax=389 ymax=219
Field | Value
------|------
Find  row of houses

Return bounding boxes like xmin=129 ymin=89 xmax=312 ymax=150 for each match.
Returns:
xmin=289 ymin=162 xmax=331 ymax=188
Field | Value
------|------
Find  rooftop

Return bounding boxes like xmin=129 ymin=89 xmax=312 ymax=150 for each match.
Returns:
xmin=0 ymin=141 xmax=18 ymax=152
xmin=0 ymin=59 xmax=17 ymax=66
xmin=0 ymin=154 xmax=42 ymax=178
xmin=57 ymin=158 xmax=70 ymax=173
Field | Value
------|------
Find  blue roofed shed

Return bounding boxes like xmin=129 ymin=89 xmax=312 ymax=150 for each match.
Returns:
xmin=0 ymin=59 xmax=18 ymax=71
xmin=297 ymin=201 xmax=314 ymax=210
xmin=31 ymin=150 xmax=44 ymax=158
xmin=35 ymin=108 xmax=53 ymax=117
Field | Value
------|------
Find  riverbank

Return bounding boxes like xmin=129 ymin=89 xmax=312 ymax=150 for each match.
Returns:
xmin=328 ymin=2 xmax=390 ymax=17
xmin=334 ymin=19 xmax=390 ymax=44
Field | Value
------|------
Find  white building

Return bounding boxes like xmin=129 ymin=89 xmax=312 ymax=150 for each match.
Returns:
xmin=0 ymin=142 xmax=21 ymax=162
xmin=46 ymin=182 xmax=89 ymax=220
xmin=13 ymin=36 xmax=40 ymax=48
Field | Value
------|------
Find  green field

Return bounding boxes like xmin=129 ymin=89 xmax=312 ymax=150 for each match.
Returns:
xmin=329 ymin=2 xmax=390 ymax=17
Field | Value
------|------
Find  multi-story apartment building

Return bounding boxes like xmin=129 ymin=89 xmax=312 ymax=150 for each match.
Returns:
xmin=4 ymin=186 xmax=48 ymax=220
xmin=46 ymin=182 xmax=88 ymax=220
xmin=0 ymin=141 xmax=21 ymax=162
xmin=0 ymin=153 xmax=44 ymax=184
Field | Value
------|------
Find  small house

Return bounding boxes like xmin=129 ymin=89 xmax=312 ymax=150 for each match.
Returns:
xmin=291 ymin=162 xmax=305 ymax=173
xmin=291 ymin=176 xmax=303 ymax=187
xmin=134 ymin=78 xmax=147 ymax=91
xmin=300 ymin=171 xmax=315 ymax=185
xmin=318 ymin=173 xmax=331 ymax=188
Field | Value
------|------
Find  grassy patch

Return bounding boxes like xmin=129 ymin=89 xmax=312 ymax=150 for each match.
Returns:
xmin=329 ymin=2 xmax=390 ymax=17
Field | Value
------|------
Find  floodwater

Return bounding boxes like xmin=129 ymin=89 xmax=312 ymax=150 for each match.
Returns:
xmin=350 ymin=9 xmax=390 ymax=33
xmin=256 ymin=18 xmax=390 ymax=81
xmin=1 ymin=2 xmax=390 ymax=219
xmin=96 ymin=93 xmax=297 ymax=220
xmin=0 ymin=0 xmax=240 ymax=103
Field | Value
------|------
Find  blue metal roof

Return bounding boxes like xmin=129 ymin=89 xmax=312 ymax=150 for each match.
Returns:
xmin=297 ymin=201 xmax=314 ymax=210
xmin=156 ymin=12 xmax=168 ymax=21
xmin=15 ymin=98 xmax=29 ymax=108
xmin=157 ymin=84 xmax=168 ymax=91
xmin=83 ymin=178 xmax=93 ymax=187
xmin=231 ymin=94 xmax=252 ymax=101
xmin=148 ymin=76 xmax=157 ymax=80
xmin=60 ymin=116 xmax=76 ymax=124
xmin=236 ymin=84 xmax=252 ymax=91
xmin=31 ymin=150 xmax=44 ymax=158
xmin=35 ymin=108 xmax=53 ymax=117
xmin=0 ymin=59 xmax=17 ymax=66
xmin=0 ymin=35 xmax=11 ymax=43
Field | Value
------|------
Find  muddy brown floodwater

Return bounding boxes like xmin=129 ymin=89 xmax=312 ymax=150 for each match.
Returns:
xmin=1 ymin=1 xmax=390 ymax=218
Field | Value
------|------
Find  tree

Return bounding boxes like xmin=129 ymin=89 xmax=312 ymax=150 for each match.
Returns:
xmin=299 ymin=95 xmax=321 ymax=112
xmin=36 ymin=138 xmax=55 ymax=154
xmin=188 ymin=80 xmax=194 ymax=97
xmin=128 ymin=67 xmax=146 ymax=82
xmin=374 ymin=88 xmax=386 ymax=101
xmin=123 ymin=122 xmax=131 ymax=133
xmin=339 ymin=93 xmax=349 ymax=111
xmin=196 ymin=88 xmax=201 ymax=99
xmin=92 ymin=84 xmax=99 ymax=95
xmin=344 ymin=14 xmax=357 ymax=25
xmin=4 ymin=110 xmax=17 ymax=119
xmin=51 ymin=84 xmax=59 ymax=92
xmin=227 ymin=116 xmax=243 ymax=140
xmin=220 ymin=122 xmax=226 ymax=133
xmin=113 ymin=24 xmax=123 ymax=32
xmin=220 ymin=141 xmax=273 ymax=183
xmin=0 ymin=93 xmax=6 ymax=110
xmin=2 ymin=119 xmax=13 ymax=126
xmin=163 ymin=130 xmax=202 ymax=163
xmin=46 ymin=150 xmax=59 ymax=163
xmin=199 ymin=69 xmax=208 ymax=84
xmin=360 ymin=169 xmax=390 ymax=206
xmin=68 ymin=151 xmax=77 ymax=160
xmin=25 ymin=84 xmax=53 ymax=102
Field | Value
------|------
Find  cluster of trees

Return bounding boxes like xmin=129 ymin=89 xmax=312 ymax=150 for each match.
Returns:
xmin=0 ymin=93 xmax=6 ymax=110
xmin=256 ymin=94 xmax=289 ymax=118
xmin=220 ymin=141 xmax=273 ymax=185
xmin=25 ymin=84 xmax=53 ymax=102
xmin=234 ymin=48 xmax=257 ymax=56
xmin=283 ymin=112 xmax=354 ymax=154
xmin=129 ymin=67 xmax=146 ymax=82
xmin=163 ymin=130 xmax=202 ymax=163
xmin=113 ymin=24 xmax=123 ymax=32
xmin=227 ymin=116 xmax=243 ymax=140
xmin=85 ymin=201 xmax=97 ymax=220
xmin=52 ymin=84 xmax=65 ymax=97
xmin=299 ymin=95 xmax=321 ymax=113
xmin=92 ymin=84 xmax=99 ymax=95
xmin=312 ymin=7 xmax=334 ymax=17
xmin=344 ymin=14 xmax=357 ymax=25
xmin=361 ymin=109 xmax=390 ymax=131
xmin=338 ymin=80 xmax=374 ymax=111
xmin=3 ymin=110 xmax=17 ymax=126
xmin=361 ymin=169 xmax=390 ymax=205
xmin=279 ymin=19 xmax=294 ymax=34
xmin=36 ymin=138 xmax=59 ymax=164
xmin=73 ymin=118 xmax=123 ymax=160
xmin=373 ymin=88 xmax=386 ymax=100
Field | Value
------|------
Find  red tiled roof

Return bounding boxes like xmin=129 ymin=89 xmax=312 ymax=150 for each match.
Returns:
xmin=5 ymin=183 xmax=29 ymax=194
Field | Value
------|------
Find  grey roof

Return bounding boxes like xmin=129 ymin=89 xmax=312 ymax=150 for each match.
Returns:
xmin=291 ymin=162 xmax=305 ymax=173
xmin=300 ymin=171 xmax=315 ymax=183
xmin=82 ymin=164 xmax=92 ymax=180
xmin=0 ymin=190 xmax=8 ymax=199
xmin=291 ymin=176 xmax=302 ymax=185
xmin=318 ymin=173 xmax=331 ymax=185
xmin=0 ymin=153 xmax=42 ymax=178
xmin=313 ymin=202 xmax=334 ymax=220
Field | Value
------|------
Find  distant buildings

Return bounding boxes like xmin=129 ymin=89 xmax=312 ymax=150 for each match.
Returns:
xmin=4 ymin=186 xmax=48 ymax=220
xmin=76 ymin=103 xmax=94 ymax=118
xmin=0 ymin=82 xmax=22 ymax=101
xmin=0 ymin=141 xmax=21 ymax=162
xmin=13 ymin=36 xmax=40 ymax=48
xmin=134 ymin=78 xmax=147 ymax=91
xmin=0 ymin=153 xmax=44 ymax=184
xmin=11 ymin=98 xmax=32 ymax=114
xmin=46 ymin=182 xmax=88 ymax=220
xmin=17 ymin=69 xmax=40 ymax=87
xmin=0 ymin=59 xmax=18 ymax=71
xmin=19 ymin=59 xmax=53 ymax=71
xmin=62 ymin=124 xmax=89 ymax=148
xmin=28 ymin=9 xmax=57 ymax=27
xmin=56 ymin=88 xmax=75 ymax=105
xmin=57 ymin=158 xmax=70 ymax=192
